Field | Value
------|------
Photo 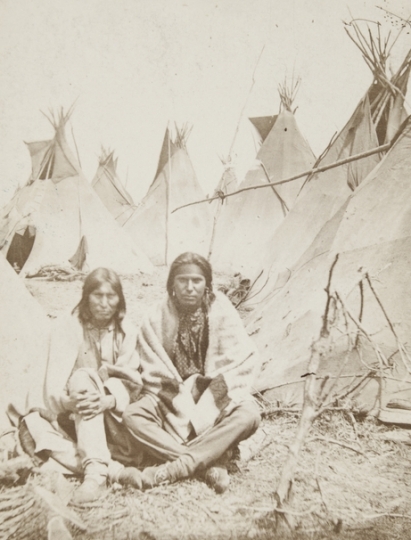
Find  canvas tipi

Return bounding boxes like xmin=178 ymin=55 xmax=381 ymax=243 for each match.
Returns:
xmin=0 ymin=253 xmax=50 ymax=431
xmin=207 ymin=112 xmax=280 ymax=261
xmin=210 ymin=81 xmax=316 ymax=276
xmin=92 ymin=149 xmax=137 ymax=226
xmin=246 ymin=21 xmax=411 ymax=307
xmin=246 ymin=115 xmax=411 ymax=419
xmin=125 ymin=125 xmax=212 ymax=265
xmin=0 ymin=110 xmax=153 ymax=276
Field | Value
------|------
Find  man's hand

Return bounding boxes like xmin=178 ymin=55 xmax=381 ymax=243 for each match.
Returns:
xmin=61 ymin=392 xmax=81 ymax=414
xmin=63 ymin=390 xmax=115 ymax=420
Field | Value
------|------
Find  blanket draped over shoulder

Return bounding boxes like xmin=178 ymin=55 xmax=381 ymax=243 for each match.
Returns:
xmin=137 ymin=291 xmax=260 ymax=443
xmin=45 ymin=313 xmax=142 ymax=420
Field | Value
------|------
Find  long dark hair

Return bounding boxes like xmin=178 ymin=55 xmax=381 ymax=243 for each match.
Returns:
xmin=73 ymin=267 xmax=126 ymax=325
xmin=166 ymin=252 xmax=216 ymax=309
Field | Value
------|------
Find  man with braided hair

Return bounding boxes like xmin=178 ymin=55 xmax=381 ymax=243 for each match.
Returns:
xmin=121 ymin=252 xmax=261 ymax=493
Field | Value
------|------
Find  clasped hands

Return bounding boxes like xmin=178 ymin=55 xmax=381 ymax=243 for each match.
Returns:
xmin=63 ymin=389 xmax=115 ymax=420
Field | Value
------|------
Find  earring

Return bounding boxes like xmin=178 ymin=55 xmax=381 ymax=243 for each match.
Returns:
xmin=172 ymin=290 xmax=176 ymax=297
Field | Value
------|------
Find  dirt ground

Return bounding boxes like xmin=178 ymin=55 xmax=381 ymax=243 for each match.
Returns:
xmin=5 ymin=271 xmax=411 ymax=539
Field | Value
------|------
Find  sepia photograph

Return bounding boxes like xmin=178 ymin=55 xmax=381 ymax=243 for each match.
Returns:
xmin=1 ymin=0 xmax=411 ymax=538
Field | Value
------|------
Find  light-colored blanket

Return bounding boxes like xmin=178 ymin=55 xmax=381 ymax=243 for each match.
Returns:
xmin=137 ymin=291 xmax=260 ymax=443
xmin=45 ymin=313 xmax=142 ymax=418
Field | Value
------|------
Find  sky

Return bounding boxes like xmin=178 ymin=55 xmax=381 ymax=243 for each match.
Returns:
xmin=0 ymin=0 xmax=410 ymax=208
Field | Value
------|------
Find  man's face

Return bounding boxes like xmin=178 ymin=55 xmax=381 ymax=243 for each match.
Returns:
xmin=88 ymin=282 xmax=120 ymax=325
xmin=173 ymin=263 xmax=206 ymax=310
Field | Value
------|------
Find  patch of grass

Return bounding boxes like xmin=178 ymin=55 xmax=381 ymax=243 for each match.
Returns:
xmin=3 ymin=410 xmax=411 ymax=539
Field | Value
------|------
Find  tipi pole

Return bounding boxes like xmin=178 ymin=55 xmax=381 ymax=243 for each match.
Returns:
xmin=44 ymin=145 xmax=53 ymax=180
xmin=165 ymin=124 xmax=171 ymax=266
xmin=260 ymin=162 xmax=289 ymax=216
xmin=172 ymin=141 xmax=391 ymax=214
xmin=71 ymin=124 xmax=82 ymax=168
xmin=227 ymin=44 xmax=265 ymax=158
xmin=124 ymin=166 xmax=129 ymax=189
xmin=207 ymin=193 xmax=223 ymax=260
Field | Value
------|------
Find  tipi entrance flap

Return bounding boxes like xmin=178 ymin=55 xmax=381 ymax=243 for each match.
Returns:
xmin=69 ymin=235 xmax=88 ymax=271
xmin=50 ymin=136 xmax=79 ymax=180
xmin=91 ymin=149 xmax=137 ymax=226
xmin=6 ymin=225 xmax=36 ymax=273
xmin=249 ymin=115 xmax=278 ymax=143
xmin=152 ymin=127 xmax=178 ymax=186
xmin=25 ymin=140 xmax=54 ymax=181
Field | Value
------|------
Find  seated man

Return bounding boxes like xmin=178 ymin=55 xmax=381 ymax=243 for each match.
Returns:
xmin=122 ymin=252 xmax=261 ymax=493
xmin=19 ymin=268 xmax=145 ymax=504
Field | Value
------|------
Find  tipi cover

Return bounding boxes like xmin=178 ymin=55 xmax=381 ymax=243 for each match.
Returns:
xmin=210 ymin=107 xmax=316 ymax=276
xmin=0 ymin=253 xmax=50 ymax=431
xmin=246 ymin=117 xmax=411 ymax=418
xmin=247 ymin=29 xmax=411 ymax=306
xmin=125 ymin=126 xmax=212 ymax=265
xmin=92 ymin=149 xmax=137 ymax=226
xmin=0 ymin=111 xmax=153 ymax=276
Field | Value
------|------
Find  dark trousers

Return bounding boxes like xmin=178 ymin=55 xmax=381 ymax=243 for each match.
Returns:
xmin=123 ymin=394 xmax=261 ymax=476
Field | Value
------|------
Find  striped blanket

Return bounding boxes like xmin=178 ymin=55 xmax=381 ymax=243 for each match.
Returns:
xmin=137 ymin=291 xmax=260 ymax=443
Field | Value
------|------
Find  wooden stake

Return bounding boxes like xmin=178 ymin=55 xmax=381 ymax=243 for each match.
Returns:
xmin=364 ymin=272 xmax=411 ymax=374
xmin=271 ymin=254 xmax=340 ymax=529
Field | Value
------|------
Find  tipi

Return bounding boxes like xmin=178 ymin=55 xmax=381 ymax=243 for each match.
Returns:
xmin=207 ymin=112 xmax=281 ymax=261
xmin=92 ymin=148 xmax=137 ymax=226
xmin=0 ymin=253 xmax=50 ymax=431
xmin=0 ymin=110 xmax=153 ymax=276
xmin=210 ymin=81 xmax=316 ymax=276
xmin=246 ymin=21 xmax=411 ymax=307
xmin=125 ymin=124 xmax=212 ymax=265
xmin=247 ymin=115 xmax=411 ymax=419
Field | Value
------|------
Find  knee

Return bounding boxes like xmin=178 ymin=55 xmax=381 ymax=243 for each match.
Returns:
xmin=235 ymin=401 xmax=261 ymax=433
xmin=123 ymin=396 xmax=163 ymax=440
xmin=123 ymin=401 xmax=146 ymax=434
xmin=67 ymin=369 xmax=96 ymax=395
